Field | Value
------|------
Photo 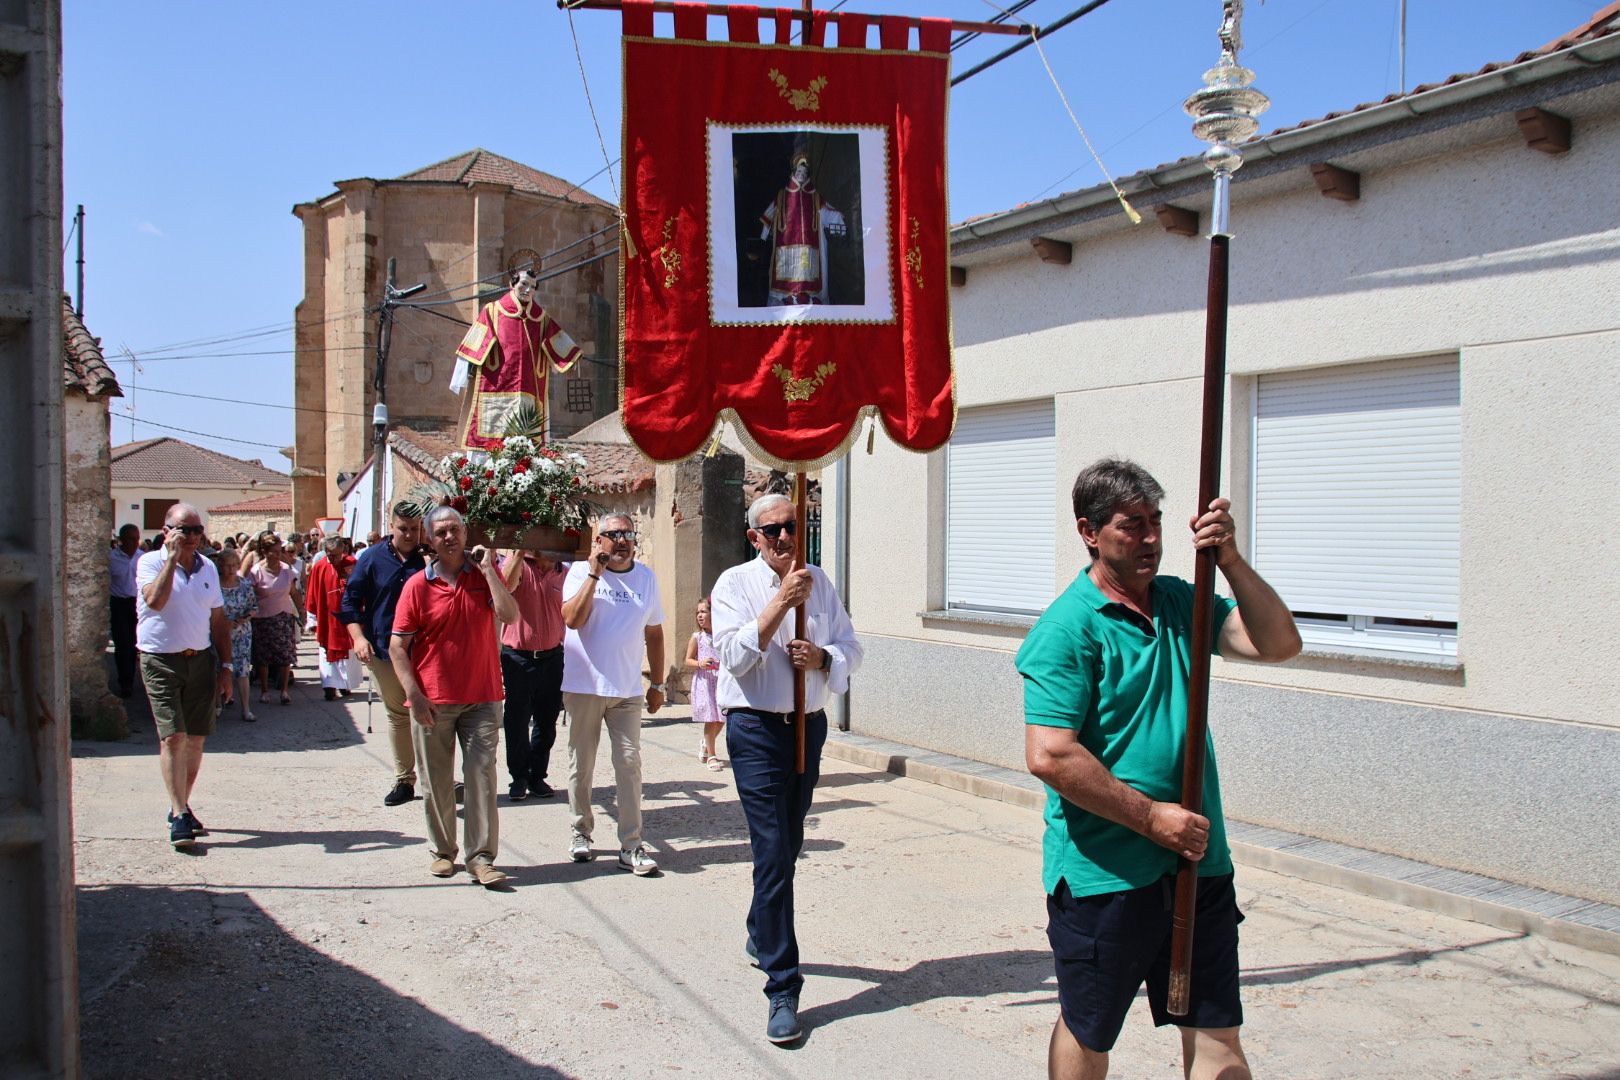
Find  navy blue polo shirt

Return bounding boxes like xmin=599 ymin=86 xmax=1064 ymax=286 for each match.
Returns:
xmin=338 ymin=539 xmax=427 ymax=660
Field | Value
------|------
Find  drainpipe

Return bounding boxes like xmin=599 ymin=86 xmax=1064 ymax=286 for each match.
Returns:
xmin=830 ymin=450 xmax=852 ymax=732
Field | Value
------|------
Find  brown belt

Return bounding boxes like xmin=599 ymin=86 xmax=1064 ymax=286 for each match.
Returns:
xmin=141 ymin=648 xmax=207 ymax=657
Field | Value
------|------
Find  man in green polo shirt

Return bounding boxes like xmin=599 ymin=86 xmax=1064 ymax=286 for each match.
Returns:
xmin=1019 ymin=458 xmax=1301 ymax=1080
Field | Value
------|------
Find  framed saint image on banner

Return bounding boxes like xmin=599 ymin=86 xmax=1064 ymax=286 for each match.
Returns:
xmin=708 ymin=123 xmax=892 ymax=325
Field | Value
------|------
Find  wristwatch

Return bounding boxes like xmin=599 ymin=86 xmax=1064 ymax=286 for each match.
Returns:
xmin=648 ymin=682 xmax=666 ymax=693
xmin=219 ymin=661 xmax=233 ymax=671
xmin=819 ymin=648 xmax=833 ymax=672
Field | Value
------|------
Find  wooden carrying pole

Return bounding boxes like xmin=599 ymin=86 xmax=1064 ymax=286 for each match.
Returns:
xmin=1165 ymin=233 xmax=1230 ymax=1017
xmin=558 ymin=0 xmax=1033 ymax=36
xmin=792 ymin=471 xmax=809 ymax=773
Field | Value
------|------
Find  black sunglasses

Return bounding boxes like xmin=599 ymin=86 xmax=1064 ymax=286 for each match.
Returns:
xmin=171 ymin=525 xmax=206 ymax=536
xmin=600 ymin=529 xmax=637 ymax=541
xmin=756 ymin=521 xmax=797 ymax=539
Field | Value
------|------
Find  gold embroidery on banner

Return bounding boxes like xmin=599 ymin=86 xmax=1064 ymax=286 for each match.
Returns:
xmin=903 ymin=217 xmax=924 ymax=290
xmin=651 ymin=217 xmax=683 ymax=289
xmin=767 ymin=69 xmax=829 ymax=112
xmin=772 ymin=361 xmax=837 ymax=403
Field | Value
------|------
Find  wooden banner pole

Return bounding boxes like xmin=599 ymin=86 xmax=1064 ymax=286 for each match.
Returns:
xmin=1165 ymin=232 xmax=1230 ymax=1017
xmin=556 ymin=0 xmax=1033 ymax=37
xmin=792 ymin=471 xmax=809 ymax=774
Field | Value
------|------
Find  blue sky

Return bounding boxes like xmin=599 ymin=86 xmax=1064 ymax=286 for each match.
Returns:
xmin=63 ymin=0 xmax=1597 ymax=470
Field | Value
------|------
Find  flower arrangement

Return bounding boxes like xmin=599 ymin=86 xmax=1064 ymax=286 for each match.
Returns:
xmin=400 ymin=433 xmax=596 ymax=535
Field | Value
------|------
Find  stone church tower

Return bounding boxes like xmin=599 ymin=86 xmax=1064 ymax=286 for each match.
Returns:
xmin=290 ymin=149 xmax=620 ymax=527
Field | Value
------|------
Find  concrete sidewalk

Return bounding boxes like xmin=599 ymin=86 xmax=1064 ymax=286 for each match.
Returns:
xmin=71 ymin=645 xmax=1620 ymax=1078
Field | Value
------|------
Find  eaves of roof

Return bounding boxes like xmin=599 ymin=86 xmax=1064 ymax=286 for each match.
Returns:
xmin=951 ymin=23 xmax=1620 ymax=255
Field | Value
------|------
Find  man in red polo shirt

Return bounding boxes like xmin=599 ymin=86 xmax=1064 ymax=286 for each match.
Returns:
xmin=497 ymin=549 xmax=569 ymax=801
xmin=391 ymin=506 xmax=519 ymax=887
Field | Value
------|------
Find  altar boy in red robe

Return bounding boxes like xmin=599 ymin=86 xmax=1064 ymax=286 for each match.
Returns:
xmin=452 ymin=266 xmax=583 ymax=449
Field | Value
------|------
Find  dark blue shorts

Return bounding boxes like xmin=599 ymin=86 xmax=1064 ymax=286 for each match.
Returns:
xmin=1045 ymin=872 xmax=1244 ymax=1052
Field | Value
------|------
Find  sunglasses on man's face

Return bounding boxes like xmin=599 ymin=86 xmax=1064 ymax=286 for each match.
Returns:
xmin=600 ymin=529 xmax=637 ymax=541
xmin=755 ymin=521 xmax=797 ymax=539
xmin=171 ymin=525 xmax=205 ymax=536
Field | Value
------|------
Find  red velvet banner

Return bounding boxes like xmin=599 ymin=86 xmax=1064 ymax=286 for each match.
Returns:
xmin=619 ymin=10 xmax=954 ymax=469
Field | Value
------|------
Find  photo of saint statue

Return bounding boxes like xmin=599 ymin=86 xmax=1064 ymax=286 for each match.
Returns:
xmin=731 ymin=131 xmax=865 ymax=310
xmin=759 ymin=151 xmax=848 ymax=305
xmin=706 ymin=123 xmax=891 ymax=325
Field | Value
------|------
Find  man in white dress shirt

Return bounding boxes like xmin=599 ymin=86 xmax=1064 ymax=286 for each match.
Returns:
xmin=710 ymin=492 xmax=863 ymax=1046
xmin=109 ymin=523 xmax=142 ymax=696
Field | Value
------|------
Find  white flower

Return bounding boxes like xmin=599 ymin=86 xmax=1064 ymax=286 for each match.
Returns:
xmin=510 ymin=471 xmax=534 ymax=492
xmin=536 ymin=458 xmax=558 ymax=474
xmin=569 ymin=453 xmax=587 ymax=467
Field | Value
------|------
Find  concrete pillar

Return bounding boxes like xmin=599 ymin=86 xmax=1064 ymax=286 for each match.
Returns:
xmin=652 ymin=449 xmax=745 ymax=699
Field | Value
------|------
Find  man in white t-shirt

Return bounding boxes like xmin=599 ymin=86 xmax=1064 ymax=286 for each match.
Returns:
xmin=560 ymin=513 xmax=665 ymax=875
xmin=135 ymin=502 xmax=234 ymax=849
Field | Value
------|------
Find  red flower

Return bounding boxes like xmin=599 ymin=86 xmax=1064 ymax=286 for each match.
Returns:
xmin=451 ymin=496 xmax=469 ymax=512
xmin=458 ymin=476 xmax=473 ymax=491
xmin=521 ymin=511 xmax=532 ymax=522
xmin=513 ymin=462 xmax=528 ymax=474
xmin=520 ymin=457 xmax=532 ymax=468
xmin=486 ymin=486 xmax=498 ymax=496
xmin=484 ymin=468 xmax=494 ymax=479
xmin=549 ymin=494 xmax=558 ymax=505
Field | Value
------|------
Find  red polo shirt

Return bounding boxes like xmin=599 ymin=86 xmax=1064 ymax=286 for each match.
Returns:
xmin=498 ymin=555 xmax=568 ymax=652
xmin=391 ymin=561 xmax=503 ymax=704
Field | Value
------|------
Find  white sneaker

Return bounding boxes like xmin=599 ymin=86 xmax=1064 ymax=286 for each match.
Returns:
xmin=569 ymin=830 xmax=595 ymax=863
xmin=618 ymin=845 xmax=658 ymax=876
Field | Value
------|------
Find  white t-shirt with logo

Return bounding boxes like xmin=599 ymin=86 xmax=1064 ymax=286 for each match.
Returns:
xmin=135 ymin=550 xmax=223 ymax=653
xmin=561 ymin=560 xmax=664 ymax=699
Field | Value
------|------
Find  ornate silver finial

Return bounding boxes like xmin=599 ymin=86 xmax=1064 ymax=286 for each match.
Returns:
xmin=1184 ymin=0 xmax=1270 ymax=233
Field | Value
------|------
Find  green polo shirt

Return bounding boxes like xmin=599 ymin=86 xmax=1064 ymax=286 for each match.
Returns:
xmin=1017 ymin=569 xmax=1237 ymax=898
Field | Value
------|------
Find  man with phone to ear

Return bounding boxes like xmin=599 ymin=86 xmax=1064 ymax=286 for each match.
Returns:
xmin=560 ymin=513 xmax=665 ymax=874
xmin=136 ymin=503 xmax=235 ymax=848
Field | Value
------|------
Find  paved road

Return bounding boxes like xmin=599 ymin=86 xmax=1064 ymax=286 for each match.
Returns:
xmin=72 ymin=649 xmax=1620 ymax=1078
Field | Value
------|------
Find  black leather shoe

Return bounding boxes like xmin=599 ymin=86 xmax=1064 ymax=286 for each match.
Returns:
xmin=766 ymin=995 xmax=802 ymax=1045
xmin=530 ymin=780 xmax=555 ymax=799
xmin=509 ymin=782 xmax=529 ymax=801
xmin=383 ymin=782 xmax=414 ymax=807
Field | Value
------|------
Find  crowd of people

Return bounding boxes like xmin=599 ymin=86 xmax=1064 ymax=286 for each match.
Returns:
xmin=114 ymin=458 xmax=1302 ymax=1069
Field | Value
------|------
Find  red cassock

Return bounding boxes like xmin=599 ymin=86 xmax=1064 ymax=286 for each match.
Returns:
xmin=308 ymin=555 xmax=355 ymax=661
xmin=762 ymin=180 xmax=840 ymax=304
xmin=454 ymin=291 xmax=583 ymax=450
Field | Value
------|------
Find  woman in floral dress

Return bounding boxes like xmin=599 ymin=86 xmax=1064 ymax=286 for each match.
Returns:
xmin=215 ymin=548 xmax=258 ymax=722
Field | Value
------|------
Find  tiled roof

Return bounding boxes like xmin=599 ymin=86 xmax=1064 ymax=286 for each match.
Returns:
xmin=398 ymin=149 xmax=615 ymax=208
xmin=111 ymin=437 xmax=292 ymax=488
xmin=390 ymin=425 xmax=654 ymax=494
xmin=1253 ymin=3 xmax=1620 ymax=143
xmin=62 ymin=297 xmax=122 ymax=398
xmin=208 ymin=491 xmax=292 ymax=514
xmin=957 ymin=6 xmax=1620 ymax=231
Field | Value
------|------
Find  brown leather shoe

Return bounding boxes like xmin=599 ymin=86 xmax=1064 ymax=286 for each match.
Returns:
xmin=429 ymin=857 xmax=455 ymax=878
xmin=468 ymin=862 xmax=509 ymax=888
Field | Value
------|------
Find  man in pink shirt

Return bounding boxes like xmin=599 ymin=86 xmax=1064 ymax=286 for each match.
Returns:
xmin=498 ymin=550 xmax=569 ymax=800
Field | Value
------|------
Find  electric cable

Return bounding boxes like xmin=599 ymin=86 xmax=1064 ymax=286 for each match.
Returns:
xmin=111 ymin=410 xmax=289 ymax=450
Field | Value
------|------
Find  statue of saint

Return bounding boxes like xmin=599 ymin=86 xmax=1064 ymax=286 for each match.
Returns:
xmin=451 ymin=267 xmax=582 ymax=449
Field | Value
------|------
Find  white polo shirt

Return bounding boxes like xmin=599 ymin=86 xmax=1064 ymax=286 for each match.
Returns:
xmin=135 ymin=550 xmax=223 ymax=653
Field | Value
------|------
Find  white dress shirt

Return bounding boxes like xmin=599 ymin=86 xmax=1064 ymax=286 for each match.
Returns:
xmin=711 ymin=556 xmax=862 ymax=713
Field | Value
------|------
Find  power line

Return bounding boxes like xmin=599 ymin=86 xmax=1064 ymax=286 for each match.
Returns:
xmin=132 ymin=385 xmax=371 ymax=418
xmin=122 ymin=345 xmax=372 ymax=363
xmin=952 ymin=0 xmax=1117 ymax=87
xmin=111 ymin=410 xmax=289 ymax=451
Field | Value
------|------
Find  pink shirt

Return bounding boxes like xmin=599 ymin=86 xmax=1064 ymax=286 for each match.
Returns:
xmin=248 ymin=563 xmax=297 ymax=618
xmin=499 ymin=556 xmax=568 ymax=652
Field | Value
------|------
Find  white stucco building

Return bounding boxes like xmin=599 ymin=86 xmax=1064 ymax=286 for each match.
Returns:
xmin=831 ymin=15 xmax=1620 ymax=903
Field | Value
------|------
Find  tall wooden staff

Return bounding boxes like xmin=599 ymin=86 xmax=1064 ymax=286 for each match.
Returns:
xmin=1166 ymin=0 xmax=1268 ymax=1017
xmin=792 ymin=472 xmax=809 ymax=772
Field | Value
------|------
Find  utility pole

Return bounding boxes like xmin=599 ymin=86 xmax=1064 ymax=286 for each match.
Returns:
xmin=370 ymin=257 xmax=426 ymax=534
xmin=74 ymin=205 xmax=85 ymax=316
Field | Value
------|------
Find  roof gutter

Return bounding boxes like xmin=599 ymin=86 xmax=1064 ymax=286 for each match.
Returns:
xmin=952 ymin=31 xmax=1620 ymax=247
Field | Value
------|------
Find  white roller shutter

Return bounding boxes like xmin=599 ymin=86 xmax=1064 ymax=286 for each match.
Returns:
xmin=945 ymin=400 xmax=1055 ymax=615
xmin=1253 ymin=356 xmax=1460 ymax=624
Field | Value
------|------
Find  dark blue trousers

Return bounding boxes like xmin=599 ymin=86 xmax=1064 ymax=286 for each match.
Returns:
xmin=500 ymin=646 xmax=564 ymax=787
xmin=727 ymin=707 xmax=827 ymax=1000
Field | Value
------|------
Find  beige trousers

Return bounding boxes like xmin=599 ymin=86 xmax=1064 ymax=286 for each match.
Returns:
xmin=413 ymin=700 xmax=500 ymax=866
xmin=564 ymin=693 xmax=644 ymax=850
xmin=367 ymin=657 xmax=417 ymax=785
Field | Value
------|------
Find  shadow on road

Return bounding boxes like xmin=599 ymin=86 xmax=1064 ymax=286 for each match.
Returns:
xmin=796 ymin=948 xmax=1056 ymax=1030
xmin=78 ymin=884 xmax=563 ymax=1079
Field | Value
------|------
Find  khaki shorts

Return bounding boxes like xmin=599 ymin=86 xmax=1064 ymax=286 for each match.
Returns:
xmin=139 ymin=650 xmax=218 ymax=739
